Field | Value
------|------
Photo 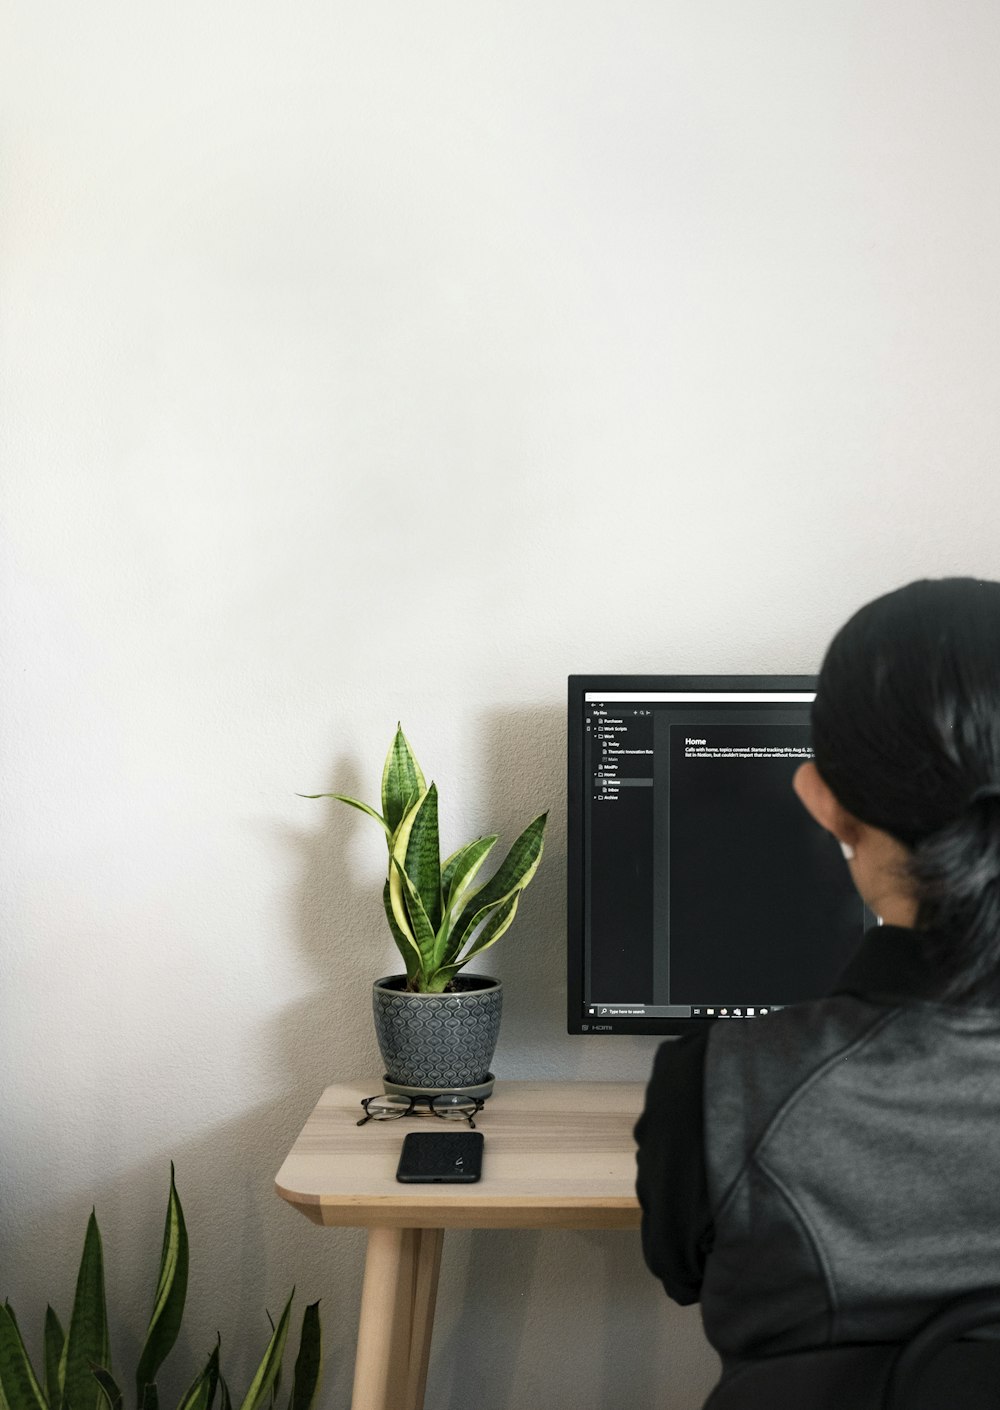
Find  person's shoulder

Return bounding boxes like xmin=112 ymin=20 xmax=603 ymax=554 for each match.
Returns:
xmin=705 ymin=995 xmax=888 ymax=1123
xmin=703 ymin=996 xmax=887 ymax=1200
xmin=707 ymin=992 xmax=882 ymax=1066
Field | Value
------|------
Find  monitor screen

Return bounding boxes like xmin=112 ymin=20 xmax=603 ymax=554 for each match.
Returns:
xmin=567 ymin=676 xmax=875 ymax=1035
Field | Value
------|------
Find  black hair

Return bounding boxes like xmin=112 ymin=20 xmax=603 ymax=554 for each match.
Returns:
xmin=811 ymin=577 xmax=1000 ymax=1004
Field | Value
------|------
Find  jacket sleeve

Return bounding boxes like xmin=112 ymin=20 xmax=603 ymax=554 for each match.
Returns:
xmin=633 ymin=1029 xmax=714 ymax=1305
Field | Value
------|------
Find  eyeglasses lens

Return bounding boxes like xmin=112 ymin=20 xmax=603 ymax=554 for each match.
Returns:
xmin=364 ymin=1095 xmax=412 ymax=1119
xmin=431 ymin=1095 xmax=477 ymax=1118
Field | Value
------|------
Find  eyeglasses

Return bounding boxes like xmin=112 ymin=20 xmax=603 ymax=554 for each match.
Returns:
xmin=356 ymin=1093 xmax=484 ymax=1128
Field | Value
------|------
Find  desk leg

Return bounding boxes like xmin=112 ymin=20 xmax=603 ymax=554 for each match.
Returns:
xmin=352 ymin=1227 xmax=444 ymax=1410
xmin=405 ymin=1228 xmax=444 ymax=1410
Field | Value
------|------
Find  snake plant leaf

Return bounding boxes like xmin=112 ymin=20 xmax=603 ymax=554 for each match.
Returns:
xmin=43 ymin=1307 xmax=64 ymax=1408
xmin=175 ymin=1341 xmax=219 ymax=1410
xmin=382 ymin=880 xmax=419 ymax=981
xmin=387 ymin=792 xmax=427 ymax=950
xmin=285 ymin=1303 xmax=321 ymax=1410
xmin=62 ymin=1211 xmax=110 ymax=1410
xmin=453 ymin=891 xmax=520 ymax=967
xmin=217 ymin=1377 xmax=232 ymax=1410
xmin=439 ymin=887 xmax=521 ymax=971
xmin=236 ymin=1294 xmax=293 ymax=1410
xmin=139 ymin=1384 xmax=158 ymax=1410
xmin=296 ymin=794 xmax=391 ymax=845
xmin=90 ymin=1365 xmax=122 ymax=1410
xmin=0 ymin=1303 xmax=48 ymax=1410
xmin=267 ymin=1344 xmax=279 ymax=1410
xmin=381 ymin=726 xmax=427 ymax=836
xmin=392 ymin=783 xmax=441 ymax=932
xmin=447 ymin=813 xmax=547 ymax=957
xmin=390 ymin=859 xmax=437 ymax=973
xmin=440 ymin=837 xmax=498 ymax=915
xmin=135 ymin=1164 xmax=188 ymax=1404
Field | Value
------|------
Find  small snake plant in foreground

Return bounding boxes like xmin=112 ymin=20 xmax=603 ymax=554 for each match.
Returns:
xmin=302 ymin=724 xmax=548 ymax=993
xmin=0 ymin=1166 xmax=321 ymax=1410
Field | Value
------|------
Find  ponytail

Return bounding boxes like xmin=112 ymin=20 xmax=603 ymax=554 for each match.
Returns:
xmin=908 ymin=791 xmax=1000 ymax=1002
xmin=812 ymin=578 xmax=1000 ymax=1005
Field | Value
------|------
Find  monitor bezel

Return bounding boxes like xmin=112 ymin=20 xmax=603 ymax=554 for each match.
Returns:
xmin=567 ymin=673 xmax=821 ymax=1036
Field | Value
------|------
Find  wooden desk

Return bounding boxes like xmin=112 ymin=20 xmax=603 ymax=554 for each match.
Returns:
xmin=275 ymin=1080 xmax=643 ymax=1410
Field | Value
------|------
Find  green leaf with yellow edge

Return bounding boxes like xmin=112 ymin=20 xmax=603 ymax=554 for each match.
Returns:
xmin=381 ymin=726 xmax=426 ymax=835
xmin=387 ymin=793 xmax=426 ymax=953
xmin=382 ymin=880 xmax=419 ymax=980
xmin=135 ymin=1164 xmax=188 ymax=1404
xmin=296 ymin=794 xmax=391 ymax=845
xmin=455 ymin=891 xmax=520 ymax=966
xmin=440 ymin=837 xmax=498 ymax=915
xmin=0 ymin=1304 xmax=47 ymax=1410
xmin=90 ymin=1364 xmax=123 ymax=1410
xmin=237 ymin=1295 xmax=293 ymax=1410
xmin=390 ymin=859 xmax=437 ymax=974
xmin=396 ymin=784 xmax=441 ymax=932
xmin=175 ymin=1341 xmax=219 ymax=1410
xmin=447 ymin=813 xmax=547 ymax=958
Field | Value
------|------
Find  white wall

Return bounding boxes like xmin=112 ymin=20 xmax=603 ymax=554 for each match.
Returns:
xmin=4 ymin=3 xmax=1000 ymax=1407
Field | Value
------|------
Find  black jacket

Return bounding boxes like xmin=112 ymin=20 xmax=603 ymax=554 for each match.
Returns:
xmin=634 ymin=925 xmax=1000 ymax=1369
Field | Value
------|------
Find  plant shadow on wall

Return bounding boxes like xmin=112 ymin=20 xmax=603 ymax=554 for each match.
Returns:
xmin=278 ymin=747 xmax=389 ymax=1093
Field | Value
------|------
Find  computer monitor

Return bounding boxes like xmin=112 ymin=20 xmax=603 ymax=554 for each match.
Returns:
xmin=567 ymin=675 xmax=875 ymax=1035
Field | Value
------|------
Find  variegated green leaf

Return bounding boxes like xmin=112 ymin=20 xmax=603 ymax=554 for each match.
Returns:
xmin=62 ymin=1212 xmax=109 ymax=1410
xmin=217 ymin=1377 xmax=232 ymax=1410
xmin=175 ymin=1342 xmax=219 ymax=1410
xmin=286 ymin=1303 xmax=321 ymax=1410
xmin=433 ymin=837 xmax=499 ymax=969
xmin=455 ymin=891 xmax=520 ymax=965
xmin=43 ymin=1307 xmax=64 ymax=1408
xmin=236 ymin=1294 xmax=293 ymax=1410
xmin=135 ymin=1164 xmax=188 ymax=1403
xmin=440 ymin=837 xmax=498 ymax=914
xmin=0 ymin=1304 xmax=47 ymax=1410
xmin=387 ymin=793 xmax=425 ymax=950
xmin=296 ymin=794 xmax=391 ymax=844
xmin=447 ymin=813 xmax=547 ymax=957
xmin=393 ymin=784 xmax=441 ymax=932
xmin=390 ymin=860 xmax=437 ymax=973
xmin=90 ymin=1364 xmax=122 ymax=1410
xmin=381 ymin=726 xmax=427 ymax=835
xmin=382 ymin=880 xmax=419 ymax=980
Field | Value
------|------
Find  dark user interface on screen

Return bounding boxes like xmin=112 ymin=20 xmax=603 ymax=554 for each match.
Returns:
xmin=583 ymin=696 xmax=868 ymax=1027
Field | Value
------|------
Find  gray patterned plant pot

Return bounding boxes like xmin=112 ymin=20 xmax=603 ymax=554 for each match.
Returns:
xmin=372 ymin=974 xmax=502 ymax=1090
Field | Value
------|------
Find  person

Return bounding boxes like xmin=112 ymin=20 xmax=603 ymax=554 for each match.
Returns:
xmin=633 ymin=577 xmax=1000 ymax=1385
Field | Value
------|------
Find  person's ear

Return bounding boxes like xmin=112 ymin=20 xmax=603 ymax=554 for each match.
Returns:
xmin=792 ymin=761 xmax=861 ymax=854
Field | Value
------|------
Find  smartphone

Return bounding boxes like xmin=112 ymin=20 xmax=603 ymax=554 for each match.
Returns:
xmin=395 ymin=1130 xmax=484 ymax=1183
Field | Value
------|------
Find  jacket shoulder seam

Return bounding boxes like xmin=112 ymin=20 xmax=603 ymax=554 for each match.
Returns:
xmin=710 ymin=1004 xmax=902 ymax=1224
xmin=756 ymin=1153 xmax=839 ymax=1344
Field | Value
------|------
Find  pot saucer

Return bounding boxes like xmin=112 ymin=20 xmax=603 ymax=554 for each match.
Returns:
xmin=381 ymin=1072 xmax=496 ymax=1101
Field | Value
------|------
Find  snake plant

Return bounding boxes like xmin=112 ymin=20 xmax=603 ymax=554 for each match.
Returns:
xmin=301 ymin=724 xmax=548 ymax=993
xmin=0 ymin=1166 xmax=321 ymax=1410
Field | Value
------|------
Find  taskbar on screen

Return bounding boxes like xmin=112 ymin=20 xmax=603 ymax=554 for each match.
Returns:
xmin=586 ymin=1003 xmax=784 ymax=1019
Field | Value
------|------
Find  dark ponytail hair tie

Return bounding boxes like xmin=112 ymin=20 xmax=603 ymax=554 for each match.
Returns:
xmin=969 ymin=784 xmax=1000 ymax=807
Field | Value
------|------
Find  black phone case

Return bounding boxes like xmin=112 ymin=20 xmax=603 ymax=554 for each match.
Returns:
xmin=395 ymin=1130 xmax=484 ymax=1183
